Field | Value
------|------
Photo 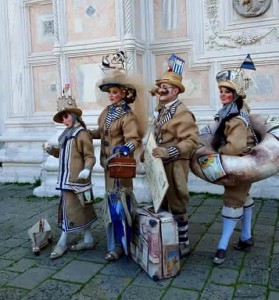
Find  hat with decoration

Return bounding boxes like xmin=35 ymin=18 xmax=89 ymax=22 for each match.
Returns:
xmin=216 ymin=54 xmax=256 ymax=99
xmin=53 ymin=84 xmax=82 ymax=123
xmin=98 ymin=50 xmax=137 ymax=104
xmin=155 ymin=54 xmax=186 ymax=94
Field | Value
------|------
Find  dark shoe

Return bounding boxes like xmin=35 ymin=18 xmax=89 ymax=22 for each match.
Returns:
xmin=234 ymin=237 xmax=254 ymax=251
xmin=179 ymin=243 xmax=191 ymax=258
xmin=213 ymin=249 xmax=226 ymax=265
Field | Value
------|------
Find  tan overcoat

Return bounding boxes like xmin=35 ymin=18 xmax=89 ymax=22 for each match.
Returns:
xmin=89 ymin=106 xmax=142 ymax=190
xmin=219 ymin=105 xmax=256 ymax=207
xmin=155 ymin=103 xmax=199 ymax=160
xmin=154 ymin=101 xmax=199 ymax=215
xmin=50 ymin=125 xmax=97 ymax=232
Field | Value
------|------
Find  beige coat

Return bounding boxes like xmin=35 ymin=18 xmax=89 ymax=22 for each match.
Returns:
xmin=155 ymin=103 xmax=199 ymax=161
xmin=89 ymin=106 xmax=142 ymax=191
xmin=50 ymin=125 xmax=97 ymax=232
xmin=51 ymin=127 xmax=96 ymax=190
xmin=219 ymin=106 xmax=256 ymax=207
xmin=154 ymin=101 xmax=199 ymax=215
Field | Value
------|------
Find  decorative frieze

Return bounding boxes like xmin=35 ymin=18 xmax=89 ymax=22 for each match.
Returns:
xmin=205 ymin=0 xmax=279 ymax=50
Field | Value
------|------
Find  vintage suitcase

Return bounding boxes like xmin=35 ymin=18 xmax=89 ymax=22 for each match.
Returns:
xmin=130 ymin=205 xmax=180 ymax=280
xmin=109 ymin=157 xmax=136 ymax=178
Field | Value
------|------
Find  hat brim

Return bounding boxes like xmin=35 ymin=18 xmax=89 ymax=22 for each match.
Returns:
xmin=218 ymin=81 xmax=246 ymax=99
xmin=155 ymin=79 xmax=185 ymax=94
xmin=53 ymin=108 xmax=82 ymax=123
xmin=99 ymin=82 xmax=124 ymax=92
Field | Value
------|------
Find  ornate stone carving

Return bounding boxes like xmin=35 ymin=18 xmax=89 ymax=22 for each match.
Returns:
xmin=233 ymin=0 xmax=272 ymax=18
xmin=205 ymin=0 xmax=278 ymax=50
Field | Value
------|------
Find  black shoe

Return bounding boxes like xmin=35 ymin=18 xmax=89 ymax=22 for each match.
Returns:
xmin=213 ymin=249 xmax=226 ymax=265
xmin=234 ymin=237 xmax=254 ymax=251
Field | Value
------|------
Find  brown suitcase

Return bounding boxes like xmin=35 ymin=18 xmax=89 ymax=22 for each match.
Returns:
xmin=109 ymin=157 xmax=136 ymax=178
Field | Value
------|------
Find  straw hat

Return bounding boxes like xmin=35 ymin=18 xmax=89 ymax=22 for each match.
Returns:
xmin=155 ymin=71 xmax=185 ymax=94
xmin=216 ymin=70 xmax=247 ymax=99
xmin=53 ymin=96 xmax=82 ymax=123
xmin=155 ymin=54 xmax=186 ymax=94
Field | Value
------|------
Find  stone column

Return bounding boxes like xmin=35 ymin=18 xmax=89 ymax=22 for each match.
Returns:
xmin=0 ymin=0 xmax=9 ymax=136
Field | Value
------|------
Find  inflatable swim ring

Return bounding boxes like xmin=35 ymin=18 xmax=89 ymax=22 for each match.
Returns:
xmin=190 ymin=114 xmax=279 ymax=186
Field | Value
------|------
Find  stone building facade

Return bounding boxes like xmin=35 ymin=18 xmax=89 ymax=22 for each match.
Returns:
xmin=0 ymin=0 xmax=278 ymax=200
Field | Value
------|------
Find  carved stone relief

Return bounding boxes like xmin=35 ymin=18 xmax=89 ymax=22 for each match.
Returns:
xmin=233 ymin=0 xmax=272 ymax=18
xmin=205 ymin=0 xmax=278 ymax=50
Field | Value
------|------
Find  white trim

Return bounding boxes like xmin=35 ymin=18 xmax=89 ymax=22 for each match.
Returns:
xmin=222 ymin=206 xmax=243 ymax=220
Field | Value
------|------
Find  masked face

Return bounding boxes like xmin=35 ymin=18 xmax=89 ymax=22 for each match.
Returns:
xmin=107 ymin=86 xmax=124 ymax=105
xmin=61 ymin=113 xmax=74 ymax=127
xmin=219 ymin=86 xmax=234 ymax=105
xmin=158 ymin=84 xmax=179 ymax=105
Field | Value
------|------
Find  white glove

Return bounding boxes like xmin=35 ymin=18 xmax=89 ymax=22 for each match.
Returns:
xmin=43 ymin=143 xmax=53 ymax=154
xmin=77 ymin=168 xmax=91 ymax=179
xmin=45 ymin=146 xmax=53 ymax=154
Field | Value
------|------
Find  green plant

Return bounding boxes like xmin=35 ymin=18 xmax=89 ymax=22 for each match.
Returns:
xmin=33 ymin=178 xmax=41 ymax=187
xmin=94 ymin=197 xmax=104 ymax=203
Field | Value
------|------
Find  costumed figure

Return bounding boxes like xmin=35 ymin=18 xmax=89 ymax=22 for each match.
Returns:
xmin=150 ymin=54 xmax=200 ymax=258
xmin=45 ymin=85 xmax=97 ymax=259
xmin=197 ymin=55 xmax=258 ymax=265
xmin=190 ymin=56 xmax=279 ymax=186
xmin=89 ymin=51 xmax=147 ymax=261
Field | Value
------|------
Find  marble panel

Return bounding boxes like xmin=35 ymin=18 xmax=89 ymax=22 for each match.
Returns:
xmin=69 ymin=55 xmax=108 ymax=110
xmin=246 ymin=64 xmax=279 ymax=107
xmin=32 ymin=64 xmax=57 ymax=113
xmin=66 ymin=0 xmax=116 ymax=42
xmin=29 ymin=3 xmax=54 ymax=53
xmin=153 ymin=0 xmax=187 ymax=40
xmin=155 ymin=54 xmax=210 ymax=107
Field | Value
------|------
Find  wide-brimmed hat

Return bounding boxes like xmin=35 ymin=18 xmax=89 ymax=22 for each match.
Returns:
xmin=99 ymin=82 xmax=135 ymax=93
xmin=155 ymin=71 xmax=185 ymax=93
xmin=53 ymin=96 xmax=82 ymax=123
xmin=96 ymin=50 xmax=148 ymax=137
xmin=98 ymin=69 xmax=137 ymax=104
xmin=216 ymin=70 xmax=247 ymax=99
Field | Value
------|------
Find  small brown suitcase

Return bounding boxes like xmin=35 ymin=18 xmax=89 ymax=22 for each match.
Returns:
xmin=109 ymin=157 xmax=136 ymax=178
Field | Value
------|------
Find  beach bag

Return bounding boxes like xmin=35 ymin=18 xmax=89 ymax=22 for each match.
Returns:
xmin=28 ymin=218 xmax=52 ymax=255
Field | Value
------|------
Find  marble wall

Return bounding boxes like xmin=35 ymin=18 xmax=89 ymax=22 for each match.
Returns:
xmin=0 ymin=0 xmax=278 ymax=199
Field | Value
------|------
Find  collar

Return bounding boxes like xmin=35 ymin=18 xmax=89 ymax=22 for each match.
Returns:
xmin=164 ymin=97 xmax=179 ymax=109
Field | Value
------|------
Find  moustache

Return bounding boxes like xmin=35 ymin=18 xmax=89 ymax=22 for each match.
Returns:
xmin=149 ymin=88 xmax=169 ymax=97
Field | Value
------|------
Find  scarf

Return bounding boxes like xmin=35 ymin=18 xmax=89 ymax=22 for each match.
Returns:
xmin=212 ymin=101 xmax=241 ymax=151
xmin=58 ymin=113 xmax=80 ymax=147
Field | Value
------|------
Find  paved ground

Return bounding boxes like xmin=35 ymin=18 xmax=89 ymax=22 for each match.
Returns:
xmin=0 ymin=183 xmax=279 ymax=300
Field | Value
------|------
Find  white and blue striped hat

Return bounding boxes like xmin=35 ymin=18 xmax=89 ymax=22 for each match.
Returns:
xmin=155 ymin=54 xmax=186 ymax=93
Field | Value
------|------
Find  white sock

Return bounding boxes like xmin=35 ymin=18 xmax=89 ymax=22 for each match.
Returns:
xmin=218 ymin=218 xmax=237 ymax=250
xmin=241 ymin=207 xmax=252 ymax=241
xmin=84 ymin=228 xmax=93 ymax=244
xmin=57 ymin=231 xmax=67 ymax=247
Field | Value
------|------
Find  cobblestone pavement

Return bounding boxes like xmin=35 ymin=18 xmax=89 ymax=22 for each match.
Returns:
xmin=0 ymin=183 xmax=279 ymax=300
